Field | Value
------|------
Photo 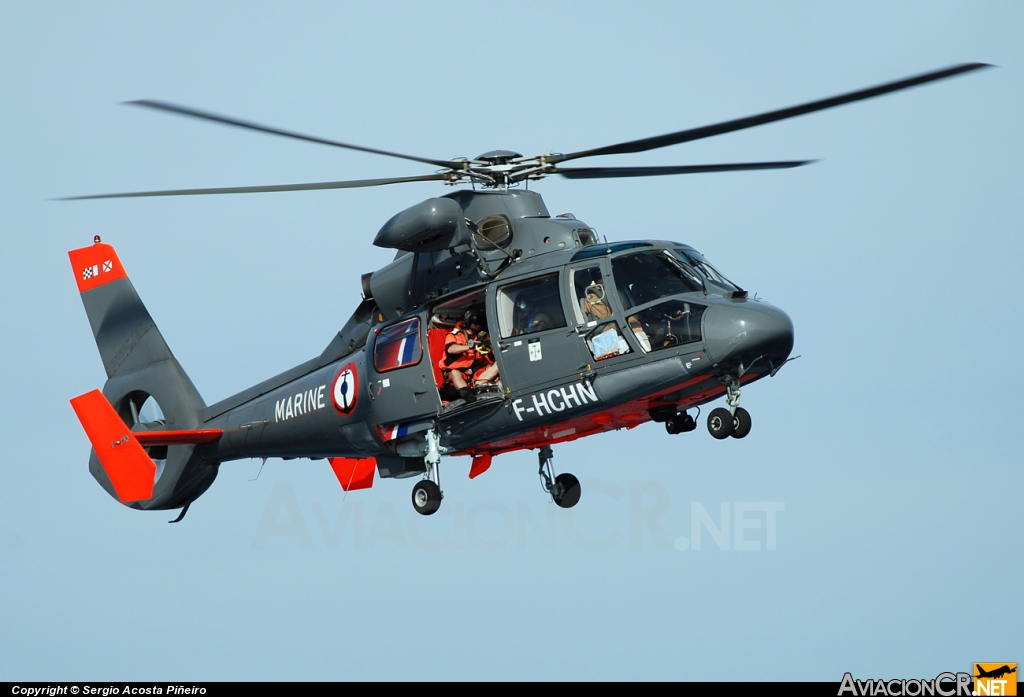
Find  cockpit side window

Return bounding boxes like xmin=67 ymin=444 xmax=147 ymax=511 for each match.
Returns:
xmin=627 ymin=300 xmax=706 ymax=352
xmin=611 ymin=251 xmax=703 ymax=309
xmin=571 ymin=265 xmax=613 ymax=325
xmin=496 ymin=272 xmax=568 ymax=338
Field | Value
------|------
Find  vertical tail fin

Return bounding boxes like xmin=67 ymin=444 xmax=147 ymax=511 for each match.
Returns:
xmin=69 ymin=238 xmax=216 ymax=512
xmin=70 ymin=238 xmax=176 ymax=379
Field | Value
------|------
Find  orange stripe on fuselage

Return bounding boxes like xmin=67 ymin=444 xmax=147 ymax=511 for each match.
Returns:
xmin=456 ymin=372 xmax=761 ymax=457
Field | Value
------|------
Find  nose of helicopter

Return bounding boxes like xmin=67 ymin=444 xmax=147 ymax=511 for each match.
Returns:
xmin=702 ymin=302 xmax=794 ymax=371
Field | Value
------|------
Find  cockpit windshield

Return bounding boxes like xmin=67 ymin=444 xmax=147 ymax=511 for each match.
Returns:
xmin=610 ymin=250 xmax=704 ymax=309
xmin=672 ymin=248 xmax=741 ymax=293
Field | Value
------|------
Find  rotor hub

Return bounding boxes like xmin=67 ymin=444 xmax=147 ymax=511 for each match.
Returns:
xmin=475 ymin=150 xmax=523 ymax=165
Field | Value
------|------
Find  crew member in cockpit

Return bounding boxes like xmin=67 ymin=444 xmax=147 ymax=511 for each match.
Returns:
xmin=583 ymin=281 xmax=613 ymax=321
xmin=440 ymin=312 xmax=499 ymax=402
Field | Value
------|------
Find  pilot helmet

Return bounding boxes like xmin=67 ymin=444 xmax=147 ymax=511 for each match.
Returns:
xmin=528 ymin=313 xmax=553 ymax=332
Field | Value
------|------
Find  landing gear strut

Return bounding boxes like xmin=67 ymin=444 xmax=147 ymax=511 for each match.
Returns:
xmin=538 ymin=445 xmax=580 ymax=509
xmin=707 ymin=377 xmax=752 ymax=440
xmin=412 ymin=428 xmax=444 ymax=516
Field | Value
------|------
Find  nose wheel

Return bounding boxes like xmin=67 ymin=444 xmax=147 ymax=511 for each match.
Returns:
xmin=707 ymin=407 xmax=734 ymax=439
xmin=538 ymin=446 xmax=581 ymax=508
xmin=707 ymin=378 xmax=752 ymax=439
xmin=731 ymin=407 xmax=751 ymax=438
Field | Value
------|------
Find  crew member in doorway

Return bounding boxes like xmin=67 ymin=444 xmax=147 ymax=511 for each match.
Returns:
xmin=440 ymin=312 xmax=499 ymax=402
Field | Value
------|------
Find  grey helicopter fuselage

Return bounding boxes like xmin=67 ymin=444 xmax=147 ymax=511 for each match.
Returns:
xmin=198 ymin=187 xmax=794 ymax=475
xmin=72 ymin=186 xmax=793 ymax=514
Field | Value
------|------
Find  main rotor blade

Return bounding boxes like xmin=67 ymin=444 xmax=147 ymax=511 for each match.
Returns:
xmin=551 ymin=160 xmax=814 ymax=179
xmin=559 ymin=63 xmax=991 ymax=163
xmin=126 ymin=100 xmax=467 ymax=171
xmin=59 ymin=173 xmax=449 ymax=200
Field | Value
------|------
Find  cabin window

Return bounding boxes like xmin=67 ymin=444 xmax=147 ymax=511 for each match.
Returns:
xmin=611 ymin=250 xmax=704 ymax=309
xmin=373 ymin=317 xmax=423 ymax=372
xmin=496 ymin=273 xmax=568 ymax=338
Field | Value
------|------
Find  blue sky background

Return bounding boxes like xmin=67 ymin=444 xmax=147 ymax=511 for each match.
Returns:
xmin=1 ymin=1 xmax=1020 ymax=681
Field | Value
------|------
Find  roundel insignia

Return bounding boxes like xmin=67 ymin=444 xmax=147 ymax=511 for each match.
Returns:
xmin=332 ymin=363 xmax=358 ymax=415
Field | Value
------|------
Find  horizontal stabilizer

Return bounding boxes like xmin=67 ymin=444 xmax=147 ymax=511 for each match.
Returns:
xmin=135 ymin=429 xmax=222 ymax=446
xmin=70 ymin=389 xmax=156 ymax=503
xmin=330 ymin=457 xmax=376 ymax=491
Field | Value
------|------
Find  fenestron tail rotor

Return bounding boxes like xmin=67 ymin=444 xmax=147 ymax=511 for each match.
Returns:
xmin=63 ymin=63 xmax=990 ymax=199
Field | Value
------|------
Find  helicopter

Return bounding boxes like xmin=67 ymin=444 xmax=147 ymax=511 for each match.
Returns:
xmin=66 ymin=63 xmax=988 ymax=521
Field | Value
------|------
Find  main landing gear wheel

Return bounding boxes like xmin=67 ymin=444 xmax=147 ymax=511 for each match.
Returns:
xmin=707 ymin=407 xmax=735 ymax=439
xmin=412 ymin=480 xmax=442 ymax=516
xmin=538 ymin=445 xmax=581 ymax=509
xmin=552 ymin=473 xmax=581 ymax=509
xmin=411 ymin=427 xmax=444 ymax=516
xmin=731 ymin=407 xmax=752 ymax=439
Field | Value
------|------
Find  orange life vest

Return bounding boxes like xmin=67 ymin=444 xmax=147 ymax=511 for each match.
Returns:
xmin=440 ymin=323 xmax=480 ymax=371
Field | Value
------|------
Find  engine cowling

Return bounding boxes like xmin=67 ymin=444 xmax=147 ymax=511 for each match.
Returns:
xmin=373 ymin=197 xmax=464 ymax=252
